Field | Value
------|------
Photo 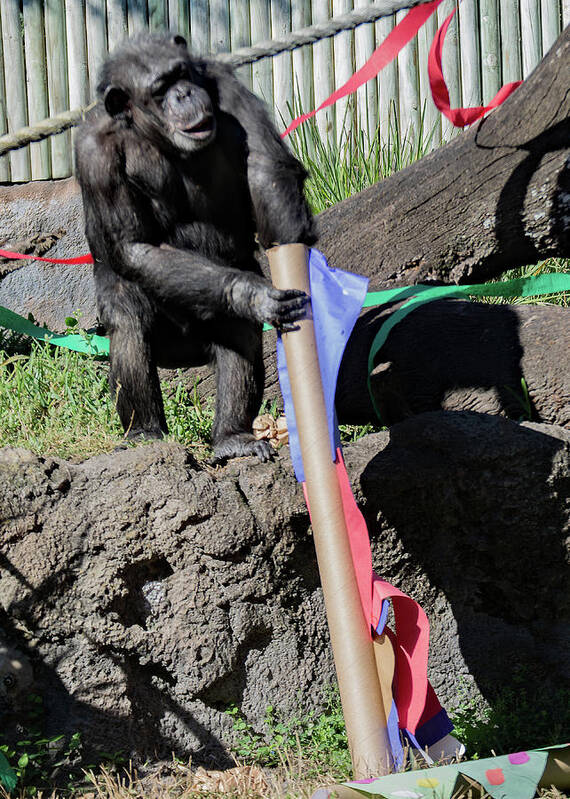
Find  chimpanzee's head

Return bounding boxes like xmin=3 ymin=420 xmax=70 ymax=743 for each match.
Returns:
xmin=97 ymin=34 xmax=217 ymax=153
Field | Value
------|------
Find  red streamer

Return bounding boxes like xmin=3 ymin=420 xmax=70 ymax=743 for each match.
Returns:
xmin=281 ymin=0 xmax=444 ymax=138
xmin=428 ymin=7 xmax=521 ymax=127
xmin=0 ymin=248 xmax=94 ymax=265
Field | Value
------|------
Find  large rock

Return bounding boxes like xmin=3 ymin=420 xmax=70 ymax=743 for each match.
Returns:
xmin=0 ymin=412 xmax=568 ymax=763
xmin=0 ymin=179 xmax=95 ymax=330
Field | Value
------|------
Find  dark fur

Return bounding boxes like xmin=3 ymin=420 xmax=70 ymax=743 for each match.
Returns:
xmin=75 ymin=33 xmax=316 ymax=461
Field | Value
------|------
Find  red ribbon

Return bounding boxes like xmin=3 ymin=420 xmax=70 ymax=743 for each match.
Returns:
xmin=0 ymin=248 xmax=94 ymax=264
xmin=281 ymin=0 xmax=444 ymax=139
xmin=333 ymin=450 xmax=430 ymax=733
xmin=428 ymin=7 xmax=521 ymax=126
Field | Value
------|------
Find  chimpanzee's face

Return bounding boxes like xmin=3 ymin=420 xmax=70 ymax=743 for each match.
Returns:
xmin=100 ymin=34 xmax=217 ymax=154
xmin=149 ymin=57 xmax=216 ymax=152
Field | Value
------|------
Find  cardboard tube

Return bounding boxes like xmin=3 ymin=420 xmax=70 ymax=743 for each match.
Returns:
xmin=267 ymin=243 xmax=390 ymax=778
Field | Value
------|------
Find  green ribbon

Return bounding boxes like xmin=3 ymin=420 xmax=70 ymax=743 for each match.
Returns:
xmin=0 ymin=273 xmax=568 ymax=368
xmin=0 ymin=305 xmax=109 ymax=356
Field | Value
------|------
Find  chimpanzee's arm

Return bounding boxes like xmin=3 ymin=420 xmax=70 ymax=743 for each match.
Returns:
xmin=75 ymin=124 xmax=307 ymax=327
xmin=206 ymin=62 xmax=317 ymax=250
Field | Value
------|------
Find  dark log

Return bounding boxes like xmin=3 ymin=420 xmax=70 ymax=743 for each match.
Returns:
xmin=336 ymin=300 xmax=570 ymax=428
xmin=315 ymin=26 xmax=569 ymax=287
xmin=182 ymin=300 xmax=569 ymax=429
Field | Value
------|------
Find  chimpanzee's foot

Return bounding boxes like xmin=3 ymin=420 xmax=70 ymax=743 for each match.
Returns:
xmin=126 ymin=427 xmax=165 ymax=441
xmin=212 ymin=433 xmax=273 ymax=464
xmin=114 ymin=427 xmax=165 ymax=451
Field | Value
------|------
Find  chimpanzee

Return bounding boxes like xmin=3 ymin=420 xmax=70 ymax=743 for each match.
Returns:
xmin=75 ymin=33 xmax=316 ymax=462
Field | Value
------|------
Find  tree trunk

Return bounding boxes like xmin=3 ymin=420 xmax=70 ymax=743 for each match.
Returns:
xmin=315 ymin=26 xmax=569 ymax=288
xmin=336 ymin=300 xmax=570 ymax=428
xmin=177 ymin=300 xmax=569 ymax=429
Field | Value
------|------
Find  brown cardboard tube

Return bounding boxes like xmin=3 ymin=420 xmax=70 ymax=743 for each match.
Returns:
xmin=267 ymin=243 xmax=390 ymax=778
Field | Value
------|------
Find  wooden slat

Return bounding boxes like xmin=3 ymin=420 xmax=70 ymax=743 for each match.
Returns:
xmin=250 ymin=0 xmax=272 ymax=106
xmin=417 ymin=10 xmax=440 ymax=150
xmin=291 ymin=0 xmax=313 ymax=123
xmin=23 ymin=0 xmax=51 ymax=179
xmin=190 ymin=0 xmax=209 ymax=54
xmin=271 ymin=0 xmax=293 ymax=130
xmin=520 ymin=0 xmax=542 ymax=76
xmin=0 ymin=5 xmax=10 ymax=182
xmin=127 ymin=0 xmax=148 ymax=35
xmin=499 ymin=0 xmax=522 ymax=83
xmin=437 ymin=0 xmax=460 ymax=142
xmin=65 ymin=0 xmax=88 ymax=177
xmin=170 ymin=0 xmax=190 ymax=38
xmin=354 ymin=0 xmax=378 ymax=142
xmin=458 ymin=0 xmax=481 ymax=106
xmin=312 ymin=0 xmax=335 ymax=143
xmin=376 ymin=15 xmax=398 ymax=146
xmin=479 ymin=0 xmax=501 ymax=103
xmin=66 ymin=0 xmax=88 ymax=109
xmin=563 ymin=0 xmax=569 ymax=29
xmin=1 ymin=0 xmax=31 ymax=180
xmin=149 ymin=0 xmax=168 ymax=31
xmin=210 ymin=0 xmax=229 ymax=53
xmin=540 ymin=0 xmax=560 ymax=55
xmin=230 ymin=0 xmax=252 ymax=88
xmin=332 ymin=0 xmax=353 ymax=145
xmin=107 ymin=0 xmax=128 ymax=51
xmin=396 ymin=9 xmax=420 ymax=147
xmin=45 ymin=0 xmax=71 ymax=177
xmin=86 ymin=0 xmax=108 ymax=97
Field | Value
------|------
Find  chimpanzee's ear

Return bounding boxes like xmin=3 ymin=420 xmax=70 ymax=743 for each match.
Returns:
xmin=104 ymin=85 xmax=130 ymax=117
xmin=172 ymin=34 xmax=187 ymax=48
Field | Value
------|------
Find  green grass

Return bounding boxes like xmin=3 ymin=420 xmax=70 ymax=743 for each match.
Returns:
xmin=227 ymin=674 xmax=570 ymax=772
xmin=227 ymin=690 xmax=351 ymax=778
xmin=0 ymin=335 xmax=214 ymax=461
xmin=287 ymin=100 xmax=435 ymax=214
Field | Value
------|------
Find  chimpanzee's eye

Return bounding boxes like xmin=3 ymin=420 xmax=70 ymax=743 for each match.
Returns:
xmin=3 ymin=674 xmax=15 ymax=689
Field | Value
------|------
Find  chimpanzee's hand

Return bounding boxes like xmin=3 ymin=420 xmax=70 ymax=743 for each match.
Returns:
xmin=260 ymin=287 xmax=309 ymax=330
xmin=229 ymin=274 xmax=309 ymax=329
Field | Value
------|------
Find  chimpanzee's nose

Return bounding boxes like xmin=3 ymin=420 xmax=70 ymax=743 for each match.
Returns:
xmin=176 ymin=82 xmax=193 ymax=101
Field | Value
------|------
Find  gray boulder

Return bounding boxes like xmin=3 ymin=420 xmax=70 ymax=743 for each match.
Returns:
xmin=0 ymin=412 xmax=568 ymax=763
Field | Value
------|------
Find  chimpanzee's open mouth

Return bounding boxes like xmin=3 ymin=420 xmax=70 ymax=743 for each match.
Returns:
xmin=181 ymin=115 xmax=216 ymax=139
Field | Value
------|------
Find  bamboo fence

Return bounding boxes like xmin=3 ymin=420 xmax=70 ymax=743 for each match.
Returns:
xmin=0 ymin=0 xmax=566 ymax=181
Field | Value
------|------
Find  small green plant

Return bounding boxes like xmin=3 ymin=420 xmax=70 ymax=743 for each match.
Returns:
xmin=227 ymin=688 xmax=351 ymax=777
xmin=450 ymin=668 xmax=570 ymax=759
xmin=162 ymin=376 xmax=215 ymax=453
xmin=63 ymin=309 xmax=99 ymax=350
xmin=0 ymin=694 xmax=86 ymax=795
xmin=338 ymin=422 xmax=381 ymax=443
xmin=502 ymin=377 xmax=532 ymax=421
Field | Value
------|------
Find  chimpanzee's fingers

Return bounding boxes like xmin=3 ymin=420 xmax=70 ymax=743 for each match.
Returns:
xmin=268 ymin=288 xmax=307 ymax=299
xmin=277 ymin=290 xmax=309 ymax=316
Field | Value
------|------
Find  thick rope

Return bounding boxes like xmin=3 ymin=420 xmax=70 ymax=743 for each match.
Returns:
xmin=0 ymin=0 xmax=432 ymax=156
xmin=218 ymin=0 xmax=429 ymax=65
